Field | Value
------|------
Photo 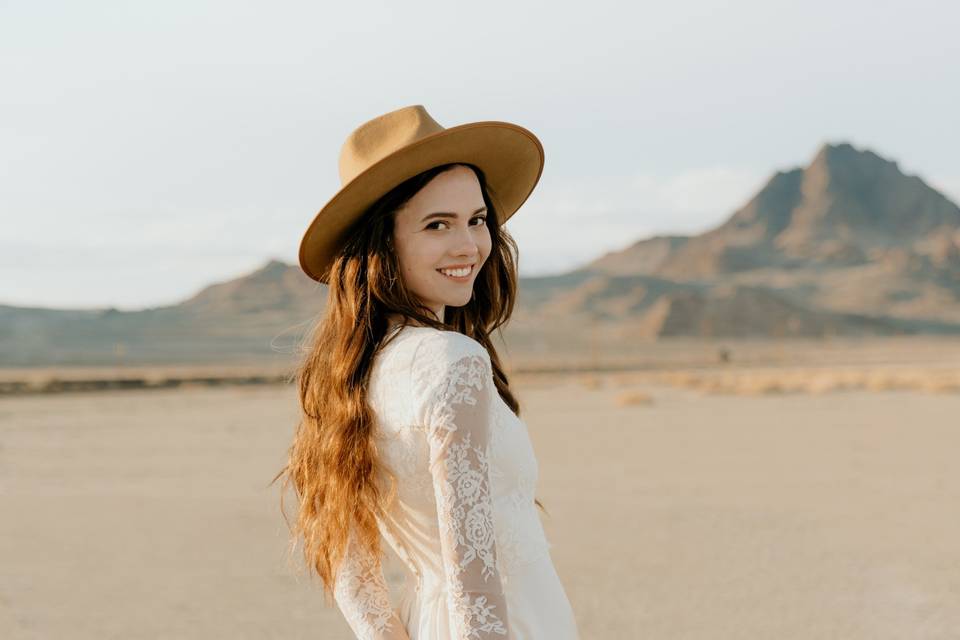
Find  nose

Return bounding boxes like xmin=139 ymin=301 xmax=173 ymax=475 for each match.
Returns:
xmin=451 ymin=225 xmax=481 ymax=259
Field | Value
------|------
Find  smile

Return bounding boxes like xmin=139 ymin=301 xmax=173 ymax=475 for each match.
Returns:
xmin=436 ymin=265 xmax=474 ymax=280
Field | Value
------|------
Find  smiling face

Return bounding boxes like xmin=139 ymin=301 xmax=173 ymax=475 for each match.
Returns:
xmin=390 ymin=165 xmax=492 ymax=322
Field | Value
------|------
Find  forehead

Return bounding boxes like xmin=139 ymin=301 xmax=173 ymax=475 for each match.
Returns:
xmin=396 ymin=166 xmax=484 ymax=220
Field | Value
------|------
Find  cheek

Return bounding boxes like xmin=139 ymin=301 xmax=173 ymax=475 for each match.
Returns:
xmin=400 ymin=246 xmax=441 ymax=282
xmin=395 ymin=235 xmax=433 ymax=271
xmin=480 ymin=230 xmax=493 ymax=261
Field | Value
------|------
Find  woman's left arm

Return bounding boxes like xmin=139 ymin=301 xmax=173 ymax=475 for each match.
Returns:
xmin=333 ymin=526 xmax=410 ymax=640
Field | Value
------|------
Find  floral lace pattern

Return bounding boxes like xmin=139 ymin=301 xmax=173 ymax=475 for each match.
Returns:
xmin=334 ymin=329 xmax=566 ymax=639
xmin=333 ymin=527 xmax=407 ymax=640
xmin=423 ymin=352 xmax=510 ymax=638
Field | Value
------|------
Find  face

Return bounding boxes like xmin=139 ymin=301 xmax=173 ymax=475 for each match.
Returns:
xmin=391 ymin=165 xmax=492 ymax=322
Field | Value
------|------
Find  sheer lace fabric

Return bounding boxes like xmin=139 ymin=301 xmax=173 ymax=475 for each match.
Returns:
xmin=334 ymin=526 xmax=408 ymax=640
xmin=331 ymin=326 xmax=579 ymax=640
xmin=420 ymin=349 xmax=509 ymax=638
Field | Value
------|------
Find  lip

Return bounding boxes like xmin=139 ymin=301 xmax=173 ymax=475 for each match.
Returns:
xmin=436 ymin=264 xmax=475 ymax=281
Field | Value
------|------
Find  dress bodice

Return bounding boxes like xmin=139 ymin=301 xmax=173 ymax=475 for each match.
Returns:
xmin=332 ymin=325 xmax=576 ymax=640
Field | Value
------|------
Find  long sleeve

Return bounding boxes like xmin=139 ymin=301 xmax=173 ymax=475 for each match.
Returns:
xmin=414 ymin=336 xmax=511 ymax=639
xmin=333 ymin=525 xmax=409 ymax=640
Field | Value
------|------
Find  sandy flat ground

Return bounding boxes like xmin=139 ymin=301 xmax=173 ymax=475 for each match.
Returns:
xmin=2 ymin=369 xmax=960 ymax=639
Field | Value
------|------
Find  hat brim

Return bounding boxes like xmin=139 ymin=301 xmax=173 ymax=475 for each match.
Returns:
xmin=298 ymin=121 xmax=544 ymax=283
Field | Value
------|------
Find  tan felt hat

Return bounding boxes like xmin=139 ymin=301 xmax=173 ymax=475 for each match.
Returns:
xmin=298 ymin=104 xmax=545 ymax=283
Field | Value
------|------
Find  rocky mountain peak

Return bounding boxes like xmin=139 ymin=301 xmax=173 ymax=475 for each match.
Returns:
xmin=777 ymin=141 xmax=960 ymax=252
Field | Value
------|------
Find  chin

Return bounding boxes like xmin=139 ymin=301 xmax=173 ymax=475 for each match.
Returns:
xmin=444 ymin=293 xmax=474 ymax=308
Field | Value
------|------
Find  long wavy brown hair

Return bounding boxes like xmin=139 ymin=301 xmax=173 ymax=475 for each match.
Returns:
xmin=273 ymin=162 xmax=545 ymax=603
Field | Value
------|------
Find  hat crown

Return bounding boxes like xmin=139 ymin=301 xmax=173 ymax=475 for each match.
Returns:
xmin=338 ymin=105 xmax=445 ymax=185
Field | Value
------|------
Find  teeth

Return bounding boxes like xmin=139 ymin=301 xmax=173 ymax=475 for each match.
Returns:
xmin=439 ymin=266 xmax=471 ymax=277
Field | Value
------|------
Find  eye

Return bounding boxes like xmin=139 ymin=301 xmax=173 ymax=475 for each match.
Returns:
xmin=425 ymin=215 xmax=487 ymax=231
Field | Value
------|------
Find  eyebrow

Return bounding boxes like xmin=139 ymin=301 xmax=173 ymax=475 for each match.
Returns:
xmin=420 ymin=206 xmax=487 ymax=223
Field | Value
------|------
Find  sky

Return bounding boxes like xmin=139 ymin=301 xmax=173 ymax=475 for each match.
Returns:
xmin=1 ymin=0 xmax=958 ymax=310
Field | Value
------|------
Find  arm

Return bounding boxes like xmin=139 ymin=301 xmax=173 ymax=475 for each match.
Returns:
xmin=333 ymin=525 xmax=410 ymax=640
xmin=423 ymin=350 xmax=511 ymax=639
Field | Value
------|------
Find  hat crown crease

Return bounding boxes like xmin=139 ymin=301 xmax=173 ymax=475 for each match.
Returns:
xmin=338 ymin=105 xmax=444 ymax=185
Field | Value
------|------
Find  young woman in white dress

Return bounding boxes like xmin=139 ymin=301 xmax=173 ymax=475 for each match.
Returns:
xmin=276 ymin=105 xmax=580 ymax=639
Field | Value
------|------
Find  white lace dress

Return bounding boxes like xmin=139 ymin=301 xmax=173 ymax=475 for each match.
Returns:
xmin=332 ymin=325 xmax=580 ymax=640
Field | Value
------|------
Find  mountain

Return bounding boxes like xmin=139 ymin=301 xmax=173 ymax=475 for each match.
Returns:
xmin=585 ymin=235 xmax=690 ymax=275
xmin=179 ymin=259 xmax=321 ymax=316
xmin=3 ymin=142 xmax=960 ymax=366
xmin=586 ymin=142 xmax=960 ymax=280
xmin=0 ymin=261 xmax=327 ymax=367
xmin=574 ymin=142 xmax=960 ymax=328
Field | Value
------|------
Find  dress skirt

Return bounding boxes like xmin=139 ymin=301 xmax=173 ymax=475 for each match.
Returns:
xmin=397 ymin=553 xmax=579 ymax=640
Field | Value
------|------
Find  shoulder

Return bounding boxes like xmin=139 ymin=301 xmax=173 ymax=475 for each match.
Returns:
xmin=407 ymin=328 xmax=492 ymax=403
xmin=407 ymin=329 xmax=494 ymax=426
xmin=409 ymin=327 xmax=490 ymax=370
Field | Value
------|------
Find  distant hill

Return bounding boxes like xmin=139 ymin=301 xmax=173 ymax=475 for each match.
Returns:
xmin=179 ymin=259 xmax=322 ymax=316
xmin=0 ymin=261 xmax=327 ymax=367
xmin=586 ymin=143 xmax=960 ymax=279
xmin=587 ymin=235 xmax=690 ymax=275
xmin=2 ymin=142 xmax=959 ymax=366
xmin=576 ymin=142 xmax=960 ymax=328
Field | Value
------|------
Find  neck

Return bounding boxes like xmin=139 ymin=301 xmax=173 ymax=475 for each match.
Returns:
xmin=387 ymin=308 xmax=444 ymax=329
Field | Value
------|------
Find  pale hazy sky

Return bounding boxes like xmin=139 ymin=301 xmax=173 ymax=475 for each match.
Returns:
xmin=2 ymin=0 xmax=958 ymax=310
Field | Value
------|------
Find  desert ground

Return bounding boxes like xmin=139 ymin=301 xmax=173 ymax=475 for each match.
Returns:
xmin=2 ymin=338 xmax=960 ymax=639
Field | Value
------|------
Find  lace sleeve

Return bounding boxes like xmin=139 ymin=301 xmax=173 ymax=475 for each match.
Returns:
xmin=416 ymin=338 xmax=511 ymax=639
xmin=333 ymin=526 xmax=409 ymax=640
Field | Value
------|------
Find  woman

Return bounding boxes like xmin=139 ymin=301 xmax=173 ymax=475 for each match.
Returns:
xmin=277 ymin=105 xmax=580 ymax=639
